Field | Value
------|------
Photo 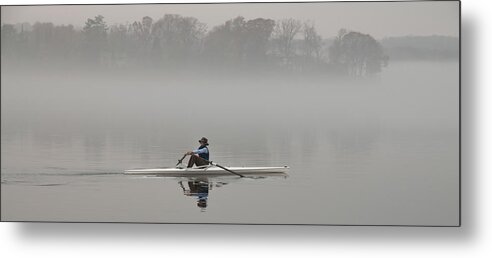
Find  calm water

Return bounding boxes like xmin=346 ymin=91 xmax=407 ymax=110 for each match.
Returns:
xmin=1 ymin=62 xmax=459 ymax=225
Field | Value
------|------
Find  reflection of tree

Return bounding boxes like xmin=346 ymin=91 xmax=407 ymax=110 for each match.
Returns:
xmin=329 ymin=29 xmax=388 ymax=77
xmin=328 ymin=116 xmax=380 ymax=156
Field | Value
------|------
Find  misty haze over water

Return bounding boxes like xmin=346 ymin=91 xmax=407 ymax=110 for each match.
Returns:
xmin=1 ymin=2 xmax=459 ymax=225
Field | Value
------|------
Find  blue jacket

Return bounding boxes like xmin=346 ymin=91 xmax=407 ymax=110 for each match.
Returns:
xmin=193 ymin=145 xmax=209 ymax=161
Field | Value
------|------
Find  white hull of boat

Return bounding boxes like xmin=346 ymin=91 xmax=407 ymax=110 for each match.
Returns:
xmin=124 ymin=166 xmax=289 ymax=176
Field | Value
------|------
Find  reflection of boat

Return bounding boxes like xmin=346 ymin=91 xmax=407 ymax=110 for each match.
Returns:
xmin=124 ymin=165 xmax=289 ymax=176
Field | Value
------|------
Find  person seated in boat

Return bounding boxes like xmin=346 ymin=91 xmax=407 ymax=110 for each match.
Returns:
xmin=185 ymin=137 xmax=210 ymax=168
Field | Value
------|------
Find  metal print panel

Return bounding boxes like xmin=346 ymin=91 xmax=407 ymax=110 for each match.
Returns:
xmin=0 ymin=1 xmax=460 ymax=225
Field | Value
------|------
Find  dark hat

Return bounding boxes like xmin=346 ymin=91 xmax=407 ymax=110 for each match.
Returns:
xmin=199 ymin=137 xmax=209 ymax=145
xmin=197 ymin=199 xmax=207 ymax=208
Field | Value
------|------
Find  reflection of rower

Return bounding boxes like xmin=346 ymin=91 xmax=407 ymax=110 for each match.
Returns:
xmin=178 ymin=179 xmax=229 ymax=211
xmin=179 ymin=180 xmax=210 ymax=211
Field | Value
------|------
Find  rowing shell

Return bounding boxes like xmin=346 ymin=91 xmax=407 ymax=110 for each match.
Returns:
xmin=124 ymin=166 xmax=289 ymax=176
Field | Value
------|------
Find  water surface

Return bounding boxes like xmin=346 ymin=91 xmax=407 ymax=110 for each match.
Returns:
xmin=1 ymin=61 xmax=459 ymax=225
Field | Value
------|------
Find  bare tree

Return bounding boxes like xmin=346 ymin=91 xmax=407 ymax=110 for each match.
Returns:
xmin=151 ymin=14 xmax=206 ymax=65
xmin=204 ymin=16 xmax=246 ymax=65
xmin=31 ymin=22 xmax=54 ymax=58
xmin=272 ymin=18 xmax=302 ymax=67
xmin=142 ymin=16 xmax=153 ymax=36
xmin=328 ymin=28 xmax=347 ymax=66
xmin=302 ymin=21 xmax=323 ymax=62
xmin=204 ymin=16 xmax=275 ymax=67
xmin=244 ymin=18 xmax=275 ymax=64
xmin=126 ymin=16 xmax=154 ymax=66
xmin=108 ymin=24 xmax=130 ymax=67
xmin=1 ymin=24 xmax=18 ymax=59
xmin=82 ymin=15 xmax=109 ymax=65
xmin=329 ymin=29 xmax=387 ymax=77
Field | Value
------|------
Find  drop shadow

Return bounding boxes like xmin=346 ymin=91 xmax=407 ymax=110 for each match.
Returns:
xmin=459 ymin=8 xmax=478 ymax=241
xmin=11 ymin=7 xmax=475 ymax=246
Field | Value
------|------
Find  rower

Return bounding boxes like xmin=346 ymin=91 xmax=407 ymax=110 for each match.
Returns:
xmin=184 ymin=137 xmax=210 ymax=168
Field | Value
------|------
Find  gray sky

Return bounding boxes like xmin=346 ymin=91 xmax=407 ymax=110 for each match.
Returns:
xmin=1 ymin=1 xmax=459 ymax=39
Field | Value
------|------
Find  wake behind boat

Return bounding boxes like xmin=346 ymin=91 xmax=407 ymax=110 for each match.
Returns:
xmin=124 ymin=165 xmax=289 ymax=176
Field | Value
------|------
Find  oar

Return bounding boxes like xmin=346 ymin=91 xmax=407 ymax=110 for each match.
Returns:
xmin=209 ymin=161 xmax=245 ymax=178
xmin=195 ymin=155 xmax=245 ymax=178
xmin=176 ymin=154 xmax=187 ymax=167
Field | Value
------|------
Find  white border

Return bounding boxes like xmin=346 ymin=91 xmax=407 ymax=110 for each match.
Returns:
xmin=2 ymin=0 xmax=490 ymax=258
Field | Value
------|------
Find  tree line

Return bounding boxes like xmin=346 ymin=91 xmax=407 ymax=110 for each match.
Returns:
xmin=381 ymin=35 xmax=458 ymax=61
xmin=1 ymin=14 xmax=388 ymax=77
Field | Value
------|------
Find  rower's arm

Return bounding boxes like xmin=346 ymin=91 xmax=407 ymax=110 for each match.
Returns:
xmin=193 ymin=148 xmax=208 ymax=155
